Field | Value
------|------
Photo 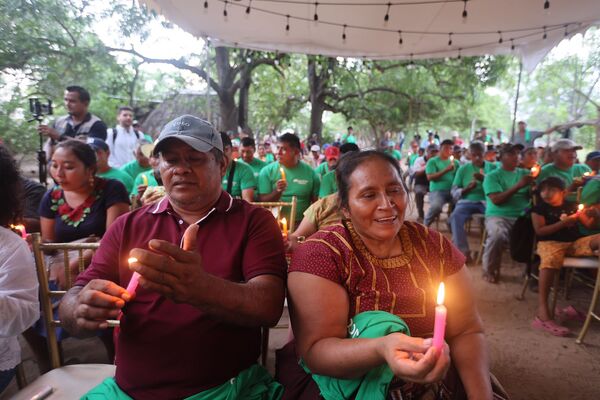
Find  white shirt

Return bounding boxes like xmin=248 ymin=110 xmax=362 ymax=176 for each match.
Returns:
xmin=0 ymin=227 xmax=39 ymax=371
xmin=410 ymin=156 xmax=427 ymax=176
xmin=107 ymin=125 xmax=142 ymax=168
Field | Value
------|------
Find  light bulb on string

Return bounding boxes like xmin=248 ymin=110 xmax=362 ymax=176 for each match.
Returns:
xmin=457 ymin=48 xmax=462 ymax=59
xmin=398 ymin=30 xmax=403 ymax=46
xmin=498 ymin=31 xmax=503 ymax=44
xmin=448 ymin=32 xmax=453 ymax=46
xmin=285 ymin=15 xmax=290 ymax=34
xmin=462 ymin=0 xmax=468 ymax=23
xmin=564 ymin=24 xmax=569 ymax=37
xmin=544 ymin=1 xmax=550 ymax=13
xmin=314 ymin=2 xmax=319 ymax=21
xmin=223 ymin=0 xmax=228 ymax=18
xmin=510 ymin=38 xmax=515 ymax=51
xmin=246 ymin=0 xmax=252 ymax=15
xmin=342 ymin=24 xmax=347 ymax=42
xmin=384 ymin=2 xmax=391 ymax=24
xmin=204 ymin=0 xmax=208 ymax=9
xmin=543 ymin=26 xmax=547 ymax=39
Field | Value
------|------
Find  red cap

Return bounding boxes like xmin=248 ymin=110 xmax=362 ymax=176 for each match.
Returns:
xmin=325 ymin=146 xmax=340 ymax=160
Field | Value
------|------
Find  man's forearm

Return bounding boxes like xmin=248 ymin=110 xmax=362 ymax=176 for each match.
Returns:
xmin=490 ymin=184 xmax=522 ymax=205
xmin=259 ymin=190 xmax=283 ymax=202
xmin=191 ymin=274 xmax=285 ymax=327
xmin=428 ymin=169 xmax=450 ymax=181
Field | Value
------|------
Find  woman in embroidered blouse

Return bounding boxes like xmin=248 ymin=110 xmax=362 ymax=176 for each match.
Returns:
xmin=39 ymin=139 xmax=130 ymax=243
xmin=280 ymin=151 xmax=495 ymax=399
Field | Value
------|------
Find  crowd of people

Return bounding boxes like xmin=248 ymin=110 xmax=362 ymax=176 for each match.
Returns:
xmin=1 ymin=84 xmax=599 ymax=399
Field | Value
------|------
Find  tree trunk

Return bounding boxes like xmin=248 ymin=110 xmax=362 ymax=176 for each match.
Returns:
xmin=238 ymin=74 xmax=251 ymax=132
xmin=218 ymin=91 xmax=238 ymax=132
xmin=307 ymin=56 xmax=335 ymax=140
xmin=309 ymin=103 xmax=324 ymax=136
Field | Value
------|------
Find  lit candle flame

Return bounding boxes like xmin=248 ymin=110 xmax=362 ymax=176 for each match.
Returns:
xmin=128 ymin=257 xmax=138 ymax=264
xmin=279 ymin=167 xmax=286 ymax=181
xmin=449 ymin=155 xmax=454 ymax=162
xmin=583 ymin=172 xmax=590 ymax=177
xmin=10 ymin=224 xmax=27 ymax=239
xmin=436 ymin=282 xmax=445 ymax=305
xmin=281 ymin=217 xmax=288 ymax=236
xmin=578 ymin=204 xmax=584 ymax=212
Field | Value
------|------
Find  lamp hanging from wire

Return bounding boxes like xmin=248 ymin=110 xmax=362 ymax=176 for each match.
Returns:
xmin=448 ymin=32 xmax=453 ymax=46
xmin=462 ymin=0 xmax=468 ymax=19
xmin=498 ymin=31 xmax=503 ymax=44
xmin=204 ymin=0 xmax=208 ymax=9
xmin=246 ymin=0 xmax=252 ymax=14
xmin=384 ymin=2 xmax=391 ymax=23
xmin=285 ymin=14 xmax=290 ymax=32
xmin=457 ymin=48 xmax=462 ymax=59
xmin=544 ymin=1 xmax=550 ymax=10
xmin=564 ymin=24 xmax=569 ymax=37
xmin=223 ymin=0 xmax=228 ymax=17
xmin=342 ymin=24 xmax=347 ymax=42
xmin=543 ymin=26 xmax=547 ymax=39
xmin=511 ymin=38 xmax=515 ymax=51
xmin=314 ymin=2 xmax=319 ymax=21
xmin=398 ymin=30 xmax=403 ymax=46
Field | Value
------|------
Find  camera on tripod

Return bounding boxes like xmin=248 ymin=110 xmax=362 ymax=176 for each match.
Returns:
xmin=29 ymin=98 xmax=53 ymax=122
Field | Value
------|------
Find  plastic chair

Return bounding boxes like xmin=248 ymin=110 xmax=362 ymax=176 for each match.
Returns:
xmin=251 ymin=196 xmax=298 ymax=233
xmin=13 ymin=233 xmax=115 ymax=399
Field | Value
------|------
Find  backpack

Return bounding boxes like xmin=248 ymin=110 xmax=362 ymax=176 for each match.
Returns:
xmin=111 ymin=126 xmax=143 ymax=145
xmin=509 ymin=213 xmax=536 ymax=263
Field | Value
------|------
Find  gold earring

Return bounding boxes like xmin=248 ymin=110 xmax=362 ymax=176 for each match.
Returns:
xmin=89 ymin=175 xmax=95 ymax=187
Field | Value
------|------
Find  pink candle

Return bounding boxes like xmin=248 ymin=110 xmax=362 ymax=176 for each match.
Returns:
xmin=126 ymin=257 xmax=141 ymax=295
xmin=432 ymin=282 xmax=447 ymax=350
xmin=11 ymin=224 xmax=27 ymax=239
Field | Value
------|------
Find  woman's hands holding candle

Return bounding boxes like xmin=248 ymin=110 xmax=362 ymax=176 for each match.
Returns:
xmin=377 ymin=333 xmax=450 ymax=383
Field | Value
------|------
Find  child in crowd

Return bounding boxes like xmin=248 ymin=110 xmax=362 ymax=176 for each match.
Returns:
xmin=531 ymin=177 xmax=599 ymax=336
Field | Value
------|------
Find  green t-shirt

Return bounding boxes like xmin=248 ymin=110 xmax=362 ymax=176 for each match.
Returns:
xmin=97 ymin=168 xmax=134 ymax=193
xmin=385 ymin=149 xmax=402 ymax=161
xmin=241 ymin=157 xmax=268 ymax=179
xmin=265 ymin=153 xmax=275 ymax=163
xmin=452 ymin=161 xmax=497 ymax=201
xmin=408 ymin=153 xmax=419 ymax=167
xmin=314 ymin=162 xmax=332 ymax=178
xmin=425 ymin=156 xmax=460 ymax=192
xmin=319 ymin=170 xmax=337 ymax=198
xmin=130 ymin=170 xmax=159 ymax=196
xmin=483 ymin=167 xmax=531 ymax=218
xmin=221 ymin=160 xmax=256 ymax=198
xmin=120 ymin=160 xmax=151 ymax=181
xmin=537 ymin=163 xmax=592 ymax=201
xmin=579 ymin=178 xmax=600 ymax=235
xmin=258 ymin=161 xmax=320 ymax=222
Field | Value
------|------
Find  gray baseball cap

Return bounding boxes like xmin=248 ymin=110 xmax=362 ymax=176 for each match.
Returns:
xmin=153 ymin=115 xmax=223 ymax=155
xmin=551 ymin=138 xmax=582 ymax=152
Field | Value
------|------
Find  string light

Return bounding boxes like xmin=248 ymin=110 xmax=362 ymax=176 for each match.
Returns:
xmin=462 ymin=0 xmax=468 ymax=19
xmin=223 ymin=0 xmax=228 ymax=17
xmin=314 ymin=2 xmax=319 ymax=21
xmin=342 ymin=24 xmax=347 ymax=41
xmin=204 ymin=0 xmax=208 ymax=9
xmin=564 ymin=24 xmax=569 ymax=37
xmin=285 ymin=14 xmax=290 ymax=32
xmin=543 ymin=26 xmax=547 ymax=39
xmin=498 ymin=31 xmax=503 ymax=44
xmin=457 ymin=48 xmax=462 ymax=59
xmin=384 ymin=2 xmax=391 ymax=23
xmin=246 ymin=0 xmax=252 ymax=14
xmin=511 ymin=38 xmax=515 ymax=51
xmin=544 ymin=1 xmax=550 ymax=10
xmin=398 ymin=30 xmax=403 ymax=46
xmin=409 ymin=53 xmax=414 ymax=65
xmin=448 ymin=32 xmax=453 ymax=46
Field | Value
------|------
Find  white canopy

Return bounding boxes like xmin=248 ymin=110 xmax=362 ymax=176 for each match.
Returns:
xmin=140 ymin=0 xmax=600 ymax=70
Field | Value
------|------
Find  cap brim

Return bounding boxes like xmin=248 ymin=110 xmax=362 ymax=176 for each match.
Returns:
xmin=154 ymin=136 xmax=218 ymax=155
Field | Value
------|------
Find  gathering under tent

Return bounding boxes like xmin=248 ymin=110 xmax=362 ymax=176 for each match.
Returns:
xmin=140 ymin=0 xmax=600 ymax=71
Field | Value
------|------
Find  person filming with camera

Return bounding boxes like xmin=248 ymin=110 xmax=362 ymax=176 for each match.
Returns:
xmin=37 ymin=85 xmax=107 ymax=149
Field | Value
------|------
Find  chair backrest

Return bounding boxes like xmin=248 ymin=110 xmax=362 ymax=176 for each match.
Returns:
xmin=251 ymin=196 xmax=298 ymax=233
xmin=30 ymin=233 xmax=100 ymax=370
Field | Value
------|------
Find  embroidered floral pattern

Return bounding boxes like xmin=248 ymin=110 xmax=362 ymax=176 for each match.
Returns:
xmin=49 ymin=178 xmax=106 ymax=227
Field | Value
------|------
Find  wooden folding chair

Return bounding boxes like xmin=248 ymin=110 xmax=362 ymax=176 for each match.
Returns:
xmin=576 ymin=252 xmax=600 ymax=344
xmin=13 ymin=233 xmax=115 ymax=399
xmin=251 ymin=196 xmax=298 ymax=233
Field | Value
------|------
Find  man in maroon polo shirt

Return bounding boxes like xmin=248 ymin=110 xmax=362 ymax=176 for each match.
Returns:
xmin=59 ymin=115 xmax=286 ymax=399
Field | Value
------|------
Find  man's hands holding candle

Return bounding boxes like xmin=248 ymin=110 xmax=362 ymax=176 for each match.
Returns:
xmin=70 ymin=279 xmax=131 ymax=330
xmin=127 ymin=224 xmax=206 ymax=305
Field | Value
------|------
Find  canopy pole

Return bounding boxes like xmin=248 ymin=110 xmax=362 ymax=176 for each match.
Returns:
xmin=511 ymin=60 xmax=523 ymax=140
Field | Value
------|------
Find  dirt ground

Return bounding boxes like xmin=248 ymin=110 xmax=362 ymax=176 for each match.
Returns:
xmin=2 ymin=194 xmax=600 ymax=400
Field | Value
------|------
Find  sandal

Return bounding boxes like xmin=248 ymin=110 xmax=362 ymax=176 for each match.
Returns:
xmin=555 ymin=305 xmax=586 ymax=322
xmin=532 ymin=317 xmax=570 ymax=337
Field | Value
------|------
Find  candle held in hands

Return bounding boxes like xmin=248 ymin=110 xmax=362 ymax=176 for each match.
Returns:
xmin=281 ymin=217 xmax=288 ymax=238
xmin=126 ymin=257 xmax=141 ymax=295
xmin=530 ymin=165 xmax=540 ymax=177
xmin=432 ymin=282 xmax=447 ymax=350
xmin=10 ymin=224 xmax=27 ymax=239
xmin=279 ymin=167 xmax=286 ymax=182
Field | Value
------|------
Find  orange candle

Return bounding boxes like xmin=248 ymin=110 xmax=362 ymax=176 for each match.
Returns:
xmin=281 ymin=217 xmax=288 ymax=238
xmin=279 ymin=167 xmax=286 ymax=182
